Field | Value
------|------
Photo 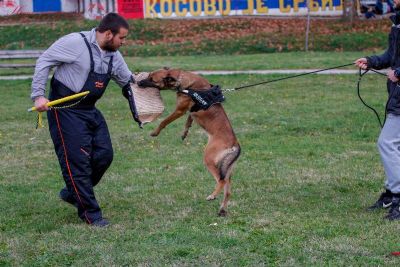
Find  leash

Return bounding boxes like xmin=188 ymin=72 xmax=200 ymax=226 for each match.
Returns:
xmin=357 ymin=68 xmax=388 ymax=128
xmin=223 ymin=63 xmax=392 ymax=129
xmin=222 ymin=63 xmax=355 ymax=92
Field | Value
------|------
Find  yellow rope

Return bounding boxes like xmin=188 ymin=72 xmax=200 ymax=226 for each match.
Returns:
xmin=36 ymin=112 xmax=44 ymax=129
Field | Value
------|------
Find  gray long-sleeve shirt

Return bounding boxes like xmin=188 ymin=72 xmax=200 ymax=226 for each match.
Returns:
xmin=31 ymin=28 xmax=133 ymax=100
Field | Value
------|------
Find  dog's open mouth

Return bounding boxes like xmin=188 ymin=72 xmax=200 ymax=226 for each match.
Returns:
xmin=137 ymin=79 xmax=159 ymax=89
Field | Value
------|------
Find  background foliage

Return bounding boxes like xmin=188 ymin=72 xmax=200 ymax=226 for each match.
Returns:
xmin=0 ymin=13 xmax=390 ymax=56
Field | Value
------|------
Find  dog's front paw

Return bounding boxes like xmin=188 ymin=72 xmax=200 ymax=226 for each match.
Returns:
xmin=206 ymin=195 xmax=216 ymax=201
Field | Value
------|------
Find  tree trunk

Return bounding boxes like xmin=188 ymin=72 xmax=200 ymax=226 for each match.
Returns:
xmin=342 ymin=0 xmax=358 ymax=24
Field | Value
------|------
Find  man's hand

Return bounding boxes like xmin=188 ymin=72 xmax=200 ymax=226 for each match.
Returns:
xmin=34 ymin=96 xmax=49 ymax=112
xmin=388 ymin=70 xmax=399 ymax=82
xmin=354 ymin=58 xmax=368 ymax=70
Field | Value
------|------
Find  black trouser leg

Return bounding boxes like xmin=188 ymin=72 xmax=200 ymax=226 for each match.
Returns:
xmin=48 ymin=109 xmax=102 ymax=223
xmin=91 ymin=113 xmax=113 ymax=187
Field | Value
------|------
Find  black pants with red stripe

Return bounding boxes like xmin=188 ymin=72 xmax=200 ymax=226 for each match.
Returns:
xmin=47 ymin=108 xmax=113 ymax=223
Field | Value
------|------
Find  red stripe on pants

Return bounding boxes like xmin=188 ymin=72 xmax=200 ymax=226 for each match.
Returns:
xmin=53 ymin=109 xmax=92 ymax=224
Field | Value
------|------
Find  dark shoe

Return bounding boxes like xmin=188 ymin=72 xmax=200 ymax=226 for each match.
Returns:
xmin=367 ymin=190 xmax=392 ymax=211
xmin=59 ymin=188 xmax=77 ymax=207
xmin=386 ymin=197 xmax=400 ymax=220
xmin=91 ymin=218 xmax=110 ymax=228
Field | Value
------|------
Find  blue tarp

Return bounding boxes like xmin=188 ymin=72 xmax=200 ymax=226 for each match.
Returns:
xmin=33 ymin=0 xmax=61 ymax=12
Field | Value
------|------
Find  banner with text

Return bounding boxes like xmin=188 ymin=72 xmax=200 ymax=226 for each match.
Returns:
xmin=118 ymin=0 xmax=145 ymax=18
xmin=143 ymin=0 xmax=342 ymax=18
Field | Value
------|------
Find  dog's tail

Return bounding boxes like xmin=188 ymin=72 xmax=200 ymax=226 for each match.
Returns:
xmin=217 ymin=145 xmax=241 ymax=180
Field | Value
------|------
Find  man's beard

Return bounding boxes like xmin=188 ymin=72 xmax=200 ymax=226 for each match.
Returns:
xmin=103 ymin=39 xmax=117 ymax=52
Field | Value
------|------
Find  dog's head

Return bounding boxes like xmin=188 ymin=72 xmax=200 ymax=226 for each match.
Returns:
xmin=137 ymin=67 xmax=181 ymax=90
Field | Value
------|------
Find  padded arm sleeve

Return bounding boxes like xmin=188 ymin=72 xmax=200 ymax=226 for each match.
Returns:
xmin=122 ymin=83 xmax=143 ymax=128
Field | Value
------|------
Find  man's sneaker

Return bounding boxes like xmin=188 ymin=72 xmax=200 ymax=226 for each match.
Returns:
xmin=386 ymin=197 xmax=400 ymax=220
xmin=59 ymin=188 xmax=77 ymax=207
xmin=367 ymin=191 xmax=392 ymax=211
xmin=91 ymin=218 xmax=110 ymax=228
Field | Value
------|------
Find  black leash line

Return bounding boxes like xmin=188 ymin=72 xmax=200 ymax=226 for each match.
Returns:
xmin=227 ymin=63 xmax=390 ymax=129
xmin=368 ymin=68 xmax=387 ymax=76
xmin=357 ymin=68 xmax=394 ymax=129
xmin=232 ymin=63 xmax=355 ymax=91
xmin=357 ymin=69 xmax=384 ymax=128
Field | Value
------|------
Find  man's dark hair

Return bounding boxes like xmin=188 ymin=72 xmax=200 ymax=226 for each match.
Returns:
xmin=97 ymin=13 xmax=129 ymax=35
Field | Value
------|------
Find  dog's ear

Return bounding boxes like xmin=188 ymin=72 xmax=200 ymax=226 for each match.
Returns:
xmin=163 ymin=66 xmax=170 ymax=70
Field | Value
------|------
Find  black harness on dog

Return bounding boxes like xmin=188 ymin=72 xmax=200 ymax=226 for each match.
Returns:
xmin=180 ymin=85 xmax=225 ymax=112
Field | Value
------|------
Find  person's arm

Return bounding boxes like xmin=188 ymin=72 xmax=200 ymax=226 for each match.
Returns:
xmin=111 ymin=52 xmax=134 ymax=88
xmin=31 ymin=33 xmax=84 ymax=111
xmin=367 ymin=33 xmax=398 ymax=82
xmin=366 ymin=49 xmax=392 ymax=70
xmin=365 ymin=32 xmax=393 ymax=70
xmin=355 ymin=47 xmax=392 ymax=72
xmin=356 ymin=49 xmax=396 ymax=82
xmin=112 ymin=53 xmax=142 ymax=127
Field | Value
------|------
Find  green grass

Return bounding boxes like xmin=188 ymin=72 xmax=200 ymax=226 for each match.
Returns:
xmin=1 ymin=63 xmax=400 ymax=265
xmin=125 ymin=51 xmax=371 ymax=72
xmin=0 ymin=51 xmax=376 ymax=76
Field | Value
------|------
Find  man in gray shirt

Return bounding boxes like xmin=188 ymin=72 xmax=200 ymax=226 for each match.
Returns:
xmin=31 ymin=13 xmax=138 ymax=227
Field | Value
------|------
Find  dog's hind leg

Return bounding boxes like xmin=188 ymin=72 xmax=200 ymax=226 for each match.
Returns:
xmin=216 ymin=145 xmax=241 ymax=216
xmin=218 ymin=145 xmax=241 ymax=180
xmin=203 ymin=146 xmax=226 ymax=201
xmin=204 ymin=157 xmax=225 ymax=201
xmin=181 ymin=115 xmax=193 ymax=140
xmin=207 ymin=180 xmax=226 ymax=201
xmin=218 ymin=177 xmax=232 ymax=217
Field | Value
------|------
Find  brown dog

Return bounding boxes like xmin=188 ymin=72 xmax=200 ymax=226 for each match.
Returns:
xmin=138 ymin=68 xmax=241 ymax=216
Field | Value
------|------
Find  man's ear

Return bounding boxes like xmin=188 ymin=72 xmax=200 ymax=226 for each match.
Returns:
xmin=105 ymin=30 xmax=114 ymax=40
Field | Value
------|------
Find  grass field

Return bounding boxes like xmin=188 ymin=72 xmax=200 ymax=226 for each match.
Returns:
xmin=1 ymin=54 xmax=400 ymax=265
xmin=0 ymin=51 xmax=376 ymax=76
